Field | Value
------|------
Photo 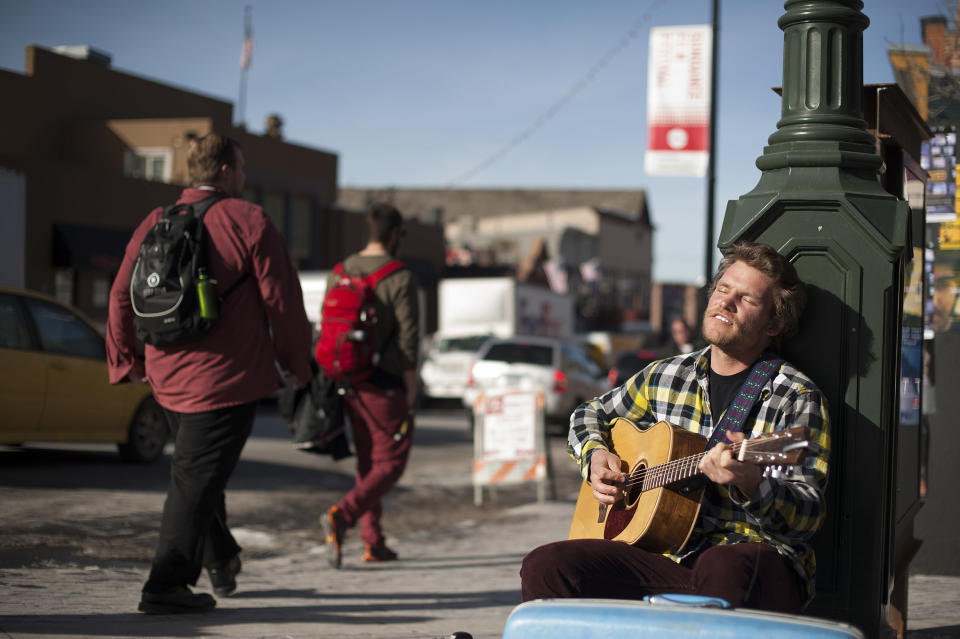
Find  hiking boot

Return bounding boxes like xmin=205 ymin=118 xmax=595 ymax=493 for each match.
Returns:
xmin=207 ymin=555 xmax=242 ymax=597
xmin=138 ymin=585 xmax=216 ymax=615
xmin=362 ymin=543 xmax=398 ymax=562
xmin=322 ymin=505 xmax=345 ymax=569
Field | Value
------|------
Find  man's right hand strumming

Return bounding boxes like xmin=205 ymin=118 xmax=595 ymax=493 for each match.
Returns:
xmin=589 ymin=449 xmax=627 ymax=505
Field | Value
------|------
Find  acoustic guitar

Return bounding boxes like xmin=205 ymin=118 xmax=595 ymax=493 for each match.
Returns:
xmin=568 ymin=418 xmax=814 ymax=554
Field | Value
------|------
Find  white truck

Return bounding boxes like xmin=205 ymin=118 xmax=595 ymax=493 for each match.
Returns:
xmin=298 ymin=270 xmax=332 ymax=333
xmin=437 ymin=277 xmax=574 ymax=339
xmin=420 ymin=277 xmax=575 ymax=402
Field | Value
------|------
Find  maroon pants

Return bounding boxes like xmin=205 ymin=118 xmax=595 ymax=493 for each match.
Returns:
xmin=337 ymin=383 xmax=413 ymax=546
xmin=521 ymin=539 xmax=804 ymax=614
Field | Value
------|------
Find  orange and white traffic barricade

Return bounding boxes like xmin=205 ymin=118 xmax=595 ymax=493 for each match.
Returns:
xmin=472 ymin=388 xmax=549 ymax=505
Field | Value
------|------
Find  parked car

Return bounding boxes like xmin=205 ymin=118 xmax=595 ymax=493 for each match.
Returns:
xmin=463 ymin=336 xmax=609 ymax=424
xmin=0 ymin=287 xmax=166 ymax=462
xmin=607 ymin=349 xmax=661 ymax=388
xmin=419 ymin=333 xmax=492 ymax=403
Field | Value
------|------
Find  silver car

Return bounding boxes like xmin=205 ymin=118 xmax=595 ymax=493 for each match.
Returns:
xmin=462 ymin=336 xmax=608 ymax=424
xmin=419 ymin=333 xmax=491 ymax=402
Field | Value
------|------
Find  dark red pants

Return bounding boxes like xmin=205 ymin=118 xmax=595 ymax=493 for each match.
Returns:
xmin=520 ymin=539 xmax=804 ymax=614
xmin=338 ymin=383 xmax=413 ymax=546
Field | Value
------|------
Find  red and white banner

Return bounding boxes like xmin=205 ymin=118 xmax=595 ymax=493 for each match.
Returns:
xmin=644 ymin=25 xmax=712 ymax=177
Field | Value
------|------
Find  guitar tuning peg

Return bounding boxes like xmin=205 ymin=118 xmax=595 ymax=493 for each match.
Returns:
xmin=769 ymin=466 xmax=784 ymax=479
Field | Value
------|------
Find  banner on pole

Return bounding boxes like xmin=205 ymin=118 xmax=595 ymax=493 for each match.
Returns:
xmin=644 ymin=24 xmax=712 ymax=177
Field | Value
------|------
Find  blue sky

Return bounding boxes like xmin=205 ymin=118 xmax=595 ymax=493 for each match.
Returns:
xmin=0 ymin=0 xmax=945 ymax=282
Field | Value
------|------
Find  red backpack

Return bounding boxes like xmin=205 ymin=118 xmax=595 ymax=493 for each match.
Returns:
xmin=314 ymin=260 xmax=406 ymax=384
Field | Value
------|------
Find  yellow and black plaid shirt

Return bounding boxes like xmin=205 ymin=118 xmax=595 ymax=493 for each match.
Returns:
xmin=568 ymin=346 xmax=831 ymax=606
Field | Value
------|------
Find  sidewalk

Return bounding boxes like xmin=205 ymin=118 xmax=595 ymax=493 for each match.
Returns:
xmin=2 ymin=496 xmax=959 ymax=639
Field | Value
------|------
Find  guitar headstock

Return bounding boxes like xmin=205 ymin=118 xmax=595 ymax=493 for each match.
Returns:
xmin=739 ymin=426 xmax=816 ymax=466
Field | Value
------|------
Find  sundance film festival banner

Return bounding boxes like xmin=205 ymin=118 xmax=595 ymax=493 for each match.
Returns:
xmin=645 ymin=25 xmax=712 ymax=177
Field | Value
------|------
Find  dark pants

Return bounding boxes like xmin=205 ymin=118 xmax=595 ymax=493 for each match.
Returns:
xmin=520 ymin=539 xmax=804 ymax=614
xmin=143 ymin=402 xmax=256 ymax=593
xmin=337 ymin=383 xmax=413 ymax=547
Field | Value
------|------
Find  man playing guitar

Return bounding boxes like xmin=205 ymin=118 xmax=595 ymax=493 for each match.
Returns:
xmin=521 ymin=241 xmax=830 ymax=614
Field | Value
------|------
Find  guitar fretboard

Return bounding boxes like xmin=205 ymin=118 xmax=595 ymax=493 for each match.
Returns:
xmin=625 ymin=441 xmax=749 ymax=492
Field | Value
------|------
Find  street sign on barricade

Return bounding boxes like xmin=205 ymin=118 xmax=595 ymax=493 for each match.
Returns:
xmin=472 ymin=388 xmax=548 ymax=506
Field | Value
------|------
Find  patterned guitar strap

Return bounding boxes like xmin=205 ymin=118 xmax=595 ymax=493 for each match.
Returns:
xmin=705 ymin=353 xmax=784 ymax=451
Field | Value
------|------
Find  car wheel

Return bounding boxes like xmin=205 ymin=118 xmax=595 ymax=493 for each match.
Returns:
xmin=118 ymin=397 xmax=168 ymax=463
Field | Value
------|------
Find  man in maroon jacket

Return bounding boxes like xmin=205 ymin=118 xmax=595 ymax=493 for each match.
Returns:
xmin=107 ymin=133 xmax=312 ymax=614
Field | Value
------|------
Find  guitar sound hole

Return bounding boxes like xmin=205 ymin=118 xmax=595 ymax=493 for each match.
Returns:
xmin=624 ymin=463 xmax=644 ymax=507
xmin=602 ymin=462 xmax=644 ymax=540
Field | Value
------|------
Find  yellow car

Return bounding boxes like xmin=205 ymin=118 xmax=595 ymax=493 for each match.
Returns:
xmin=0 ymin=286 xmax=166 ymax=462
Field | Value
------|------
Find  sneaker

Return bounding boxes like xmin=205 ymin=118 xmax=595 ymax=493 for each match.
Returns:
xmin=321 ymin=505 xmax=345 ymax=569
xmin=207 ymin=555 xmax=242 ymax=597
xmin=138 ymin=585 xmax=216 ymax=615
xmin=362 ymin=543 xmax=398 ymax=562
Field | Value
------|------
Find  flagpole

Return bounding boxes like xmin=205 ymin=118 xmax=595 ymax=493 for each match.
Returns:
xmin=704 ymin=0 xmax=719 ymax=285
xmin=238 ymin=68 xmax=247 ymax=128
xmin=237 ymin=5 xmax=252 ymax=128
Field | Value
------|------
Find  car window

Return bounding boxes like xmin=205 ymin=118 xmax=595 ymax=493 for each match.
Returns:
xmin=483 ymin=342 xmax=554 ymax=366
xmin=24 ymin=297 xmax=106 ymax=360
xmin=563 ymin=342 xmax=602 ymax=378
xmin=435 ymin=335 xmax=490 ymax=353
xmin=0 ymin=294 xmax=32 ymax=350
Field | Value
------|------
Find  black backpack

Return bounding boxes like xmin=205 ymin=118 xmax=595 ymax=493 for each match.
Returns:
xmin=129 ymin=195 xmax=245 ymax=346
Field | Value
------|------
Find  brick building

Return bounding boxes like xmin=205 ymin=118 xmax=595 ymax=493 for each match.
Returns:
xmin=0 ymin=45 xmax=444 ymax=327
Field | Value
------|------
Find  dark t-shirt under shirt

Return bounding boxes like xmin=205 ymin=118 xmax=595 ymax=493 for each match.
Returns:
xmin=709 ymin=367 xmax=752 ymax=427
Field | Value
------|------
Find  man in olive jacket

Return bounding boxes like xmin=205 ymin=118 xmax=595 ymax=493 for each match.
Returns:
xmin=321 ymin=203 xmax=420 ymax=568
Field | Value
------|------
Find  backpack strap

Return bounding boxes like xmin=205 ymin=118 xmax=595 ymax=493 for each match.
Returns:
xmin=364 ymin=260 xmax=406 ymax=288
xmin=161 ymin=195 xmax=225 ymax=271
xmin=160 ymin=195 xmax=245 ymax=301
xmin=331 ymin=259 xmax=404 ymax=288
xmin=161 ymin=195 xmax=224 ymax=221
xmin=186 ymin=196 xmax=249 ymax=303
xmin=704 ymin=353 xmax=783 ymax=451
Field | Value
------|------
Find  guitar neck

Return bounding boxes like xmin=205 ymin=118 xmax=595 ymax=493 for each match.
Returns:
xmin=635 ymin=439 xmax=753 ymax=492
xmin=638 ymin=450 xmax=709 ymax=491
xmin=620 ymin=425 xmax=810 ymax=494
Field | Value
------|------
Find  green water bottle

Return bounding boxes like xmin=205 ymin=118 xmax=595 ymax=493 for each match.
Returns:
xmin=196 ymin=267 xmax=219 ymax=320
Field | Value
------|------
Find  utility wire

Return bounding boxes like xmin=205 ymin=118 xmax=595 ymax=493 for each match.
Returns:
xmin=446 ymin=0 xmax=669 ymax=187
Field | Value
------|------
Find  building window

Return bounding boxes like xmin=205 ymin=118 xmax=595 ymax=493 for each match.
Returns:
xmin=263 ymin=192 xmax=286 ymax=236
xmin=54 ymin=269 xmax=75 ymax=307
xmin=124 ymin=147 xmax=173 ymax=183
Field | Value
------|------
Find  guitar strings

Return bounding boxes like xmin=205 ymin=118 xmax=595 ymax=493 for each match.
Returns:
xmin=620 ymin=440 xmax=750 ymax=490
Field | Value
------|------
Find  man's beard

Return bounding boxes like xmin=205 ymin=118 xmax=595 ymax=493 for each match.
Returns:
xmin=702 ymin=309 xmax=731 ymax=346
xmin=702 ymin=309 xmax=751 ymax=350
xmin=704 ymin=324 xmax=737 ymax=348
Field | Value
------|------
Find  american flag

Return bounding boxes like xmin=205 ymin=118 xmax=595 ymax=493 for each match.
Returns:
xmin=240 ymin=7 xmax=253 ymax=70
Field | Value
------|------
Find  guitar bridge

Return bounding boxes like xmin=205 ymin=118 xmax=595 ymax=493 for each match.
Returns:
xmin=597 ymin=503 xmax=608 ymax=523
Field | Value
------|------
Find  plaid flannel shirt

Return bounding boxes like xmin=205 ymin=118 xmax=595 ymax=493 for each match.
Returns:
xmin=568 ymin=346 xmax=831 ymax=606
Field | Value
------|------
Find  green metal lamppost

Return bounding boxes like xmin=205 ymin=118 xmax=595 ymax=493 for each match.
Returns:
xmin=720 ymin=1 xmax=910 ymax=636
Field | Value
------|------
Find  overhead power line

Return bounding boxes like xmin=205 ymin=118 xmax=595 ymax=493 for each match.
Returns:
xmin=446 ymin=0 xmax=669 ymax=187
